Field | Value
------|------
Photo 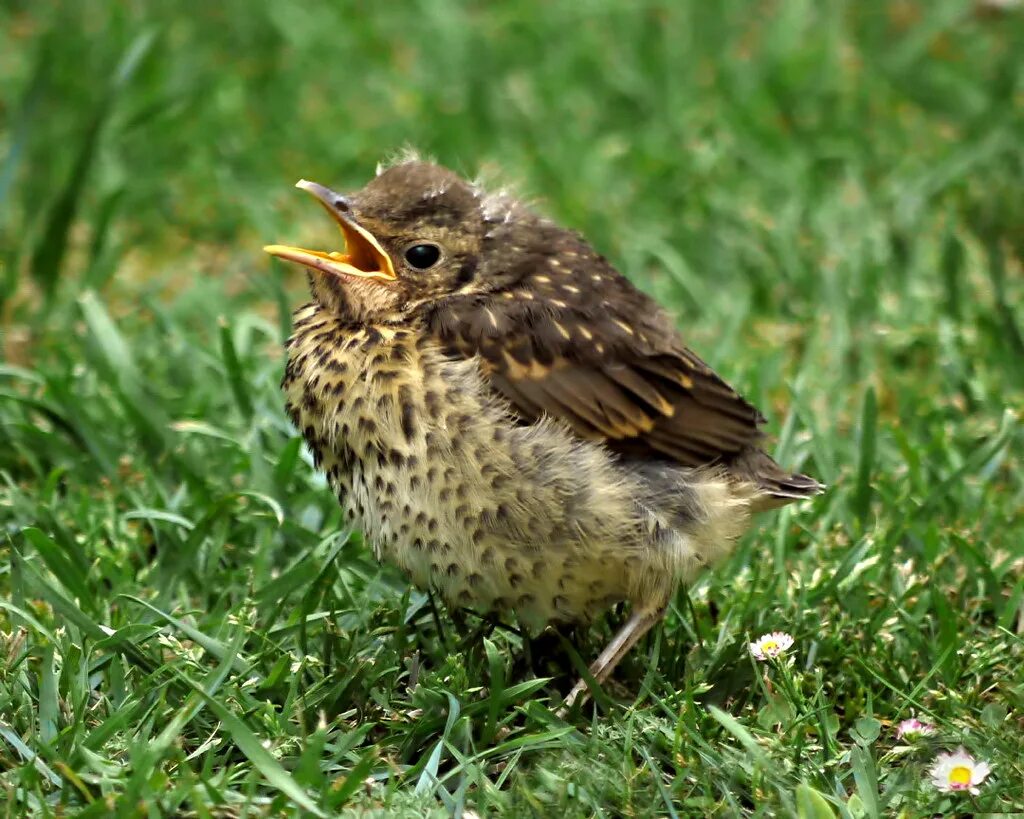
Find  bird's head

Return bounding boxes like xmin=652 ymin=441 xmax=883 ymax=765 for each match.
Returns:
xmin=265 ymin=160 xmax=551 ymax=322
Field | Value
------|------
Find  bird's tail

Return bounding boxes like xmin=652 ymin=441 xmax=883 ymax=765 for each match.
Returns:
xmin=730 ymin=448 xmax=824 ymax=510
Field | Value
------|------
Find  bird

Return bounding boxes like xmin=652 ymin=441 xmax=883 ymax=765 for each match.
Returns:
xmin=264 ymin=157 xmax=822 ymax=710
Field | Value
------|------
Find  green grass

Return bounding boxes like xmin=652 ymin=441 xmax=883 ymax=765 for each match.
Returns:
xmin=2 ymin=0 xmax=1023 ymax=815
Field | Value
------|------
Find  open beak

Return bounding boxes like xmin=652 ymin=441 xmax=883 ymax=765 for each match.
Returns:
xmin=263 ymin=180 xmax=397 ymax=282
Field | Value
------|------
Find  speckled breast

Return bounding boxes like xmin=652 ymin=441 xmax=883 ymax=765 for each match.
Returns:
xmin=282 ymin=302 xmax=666 ymax=630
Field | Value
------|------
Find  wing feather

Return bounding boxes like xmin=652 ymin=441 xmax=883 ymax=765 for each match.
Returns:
xmin=427 ymin=267 xmax=765 ymax=468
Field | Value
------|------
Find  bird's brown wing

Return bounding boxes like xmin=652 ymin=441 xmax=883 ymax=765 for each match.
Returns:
xmin=427 ymin=286 xmax=766 ymax=467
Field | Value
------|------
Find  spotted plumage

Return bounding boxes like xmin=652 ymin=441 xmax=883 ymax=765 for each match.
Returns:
xmin=267 ymin=158 xmax=822 ymax=708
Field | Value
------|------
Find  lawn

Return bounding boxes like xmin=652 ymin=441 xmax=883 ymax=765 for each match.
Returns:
xmin=2 ymin=1 xmax=1023 ymax=815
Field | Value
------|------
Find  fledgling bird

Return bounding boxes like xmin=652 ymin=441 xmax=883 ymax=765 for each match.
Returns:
xmin=265 ymin=158 xmax=822 ymax=709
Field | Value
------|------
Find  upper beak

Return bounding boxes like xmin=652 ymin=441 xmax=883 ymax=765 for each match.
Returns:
xmin=263 ymin=180 xmax=397 ymax=282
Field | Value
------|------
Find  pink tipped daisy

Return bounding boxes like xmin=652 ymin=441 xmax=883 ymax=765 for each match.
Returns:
xmin=928 ymin=748 xmax=991 ymax=795
xmin=896 ymin=718 xmax=936 ymax=740
xmin=748 ymin=632 xmax=794 ymax=661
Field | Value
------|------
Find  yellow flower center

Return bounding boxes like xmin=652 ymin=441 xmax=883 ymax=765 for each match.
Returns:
xmin=762 ymin=640 xmax=778 ymax=652
xmin=948 ymin=766 xmax=972 ymax=788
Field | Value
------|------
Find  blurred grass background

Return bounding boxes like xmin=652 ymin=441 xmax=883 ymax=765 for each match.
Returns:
xmin=1 ymin=0 xmax=1023 ymax=816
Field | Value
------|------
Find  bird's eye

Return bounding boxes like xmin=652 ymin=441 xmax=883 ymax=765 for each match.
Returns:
xmin=404 ymin=243 xmax=441 ymax=269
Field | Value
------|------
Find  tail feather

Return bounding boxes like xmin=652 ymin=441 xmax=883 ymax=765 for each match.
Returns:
xmin=730 ymin=448 xmax=824 ymax=509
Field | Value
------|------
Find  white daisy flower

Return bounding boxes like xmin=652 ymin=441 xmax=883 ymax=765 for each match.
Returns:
xmin=928 ymin=748 xmax=991 ymax=794
xmin=896 ymin=718 xmax=936 ymax=740
xmin=748 ymin=631 xmax=794 ymax=661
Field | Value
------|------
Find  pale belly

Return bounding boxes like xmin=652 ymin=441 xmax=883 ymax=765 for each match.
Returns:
xmin=328 ymin=454 xmax=632 ymax=629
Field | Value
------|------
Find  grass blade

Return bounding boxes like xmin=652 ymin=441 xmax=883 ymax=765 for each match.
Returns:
xmin=28 ymin=30 xmax=155 ymax=300
xmin=219 ymin=317 xmax=255 ymax=421
xmin=119 ymin=595 xmax=249 ymax=672
xmin=21 ymin=526 xmax=92 ymax=608
xmin=187 ymin=686 xmax=327 ymax=817
xmin=707 ymin=706 xmax=767 ymax=765
xmin=852 ymin=386 xmax=877 ymax=525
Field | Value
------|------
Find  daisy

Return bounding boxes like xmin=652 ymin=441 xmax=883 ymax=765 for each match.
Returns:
xmin=748 ymin=632 xmax=794 ymax=661
xmin=896 ymin=718 xmax=936 ymax=740
xmin=928 ymin=748 xmax=991 ymax=795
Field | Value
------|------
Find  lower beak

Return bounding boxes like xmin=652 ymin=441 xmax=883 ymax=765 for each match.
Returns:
xmin=263 ymin=180 xmax=397 ymax=282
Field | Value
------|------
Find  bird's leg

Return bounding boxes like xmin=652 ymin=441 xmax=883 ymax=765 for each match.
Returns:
xmin=425 ymin=590 xmax=450 ymax=652
xmin=454 ymin=611 xmax=500 ymax=653
xmin=560 ymin=602 xmax=668 ymax=714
